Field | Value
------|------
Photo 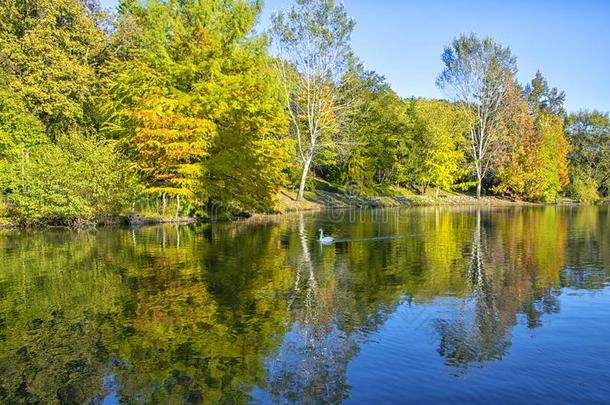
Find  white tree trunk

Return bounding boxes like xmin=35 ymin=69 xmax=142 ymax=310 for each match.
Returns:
xmin=297 ymin=155 xmax=313 ymax=201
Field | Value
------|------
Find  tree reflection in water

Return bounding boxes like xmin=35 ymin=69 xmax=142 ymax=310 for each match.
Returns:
xmin=264 ymin=214 xmax=358 ymax=403
xmin=435 ymin=210 xmax=511 ymax=371
xmin=0 ymin=206 xmax=608 ymax=402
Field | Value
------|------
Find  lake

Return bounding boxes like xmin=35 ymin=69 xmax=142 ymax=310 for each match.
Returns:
xmin=1 ymin=206 xmax=609 ymax=404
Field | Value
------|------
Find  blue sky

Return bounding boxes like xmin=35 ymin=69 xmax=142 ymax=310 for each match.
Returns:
xmin=99 ymin=0 xmax=610 ymax=113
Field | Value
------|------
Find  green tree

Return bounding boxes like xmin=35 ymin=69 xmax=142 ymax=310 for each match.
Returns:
xmin=535 ymin=111 xmax=570 ymax=202
xmin=566 ymin=110 xmax=610 ymax=200
xmin=2 ymin=134 xmax=136 ymax=225
xmin=523 ymin=70 xmax=566 ymax=116
xmin=0 ymin=86 xmax=48 ymax=161
xmin=101 ymin=0 xmax=288 ymax=215
xmin=0 ymin=0 xmax=106 ymax=135
xmin=333 ymin=65 xmax=413 ymax=191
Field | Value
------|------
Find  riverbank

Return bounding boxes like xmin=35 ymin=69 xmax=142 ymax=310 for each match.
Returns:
xmin=0 ymin=189 xmax=588 ymax=229
xmin=276 ymin=189 xmax=540 ymax=212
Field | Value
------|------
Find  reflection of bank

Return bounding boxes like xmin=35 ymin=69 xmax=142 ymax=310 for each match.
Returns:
xmin=264 ymin=213 xmax=357 ymax=403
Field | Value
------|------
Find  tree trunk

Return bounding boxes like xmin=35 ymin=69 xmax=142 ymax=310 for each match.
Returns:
xmin=435 ymin=186 xmax=440 ymax=198
xmin=161 ymin=192 xmax=167 ymax=216
xmin=175 ymin=195 xmax=180 ymax=219
xmin=297 ymin=156 xmax=313 ymax=201
xmin=476 ymin=179 xmax=482 ymax=199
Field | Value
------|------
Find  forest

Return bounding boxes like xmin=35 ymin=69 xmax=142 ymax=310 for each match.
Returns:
xmin=0 ymin=0 xmax=609 ymax=225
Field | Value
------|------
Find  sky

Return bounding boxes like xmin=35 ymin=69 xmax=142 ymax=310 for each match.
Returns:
xmin=99 ymin=0 xmax=610 ymax=113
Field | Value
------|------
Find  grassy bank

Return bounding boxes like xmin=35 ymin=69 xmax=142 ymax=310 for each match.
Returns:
xmin=276 ymin=188 xmax=540 ymax=213
xmin=1 ymin=188 xmax=584 ymax=229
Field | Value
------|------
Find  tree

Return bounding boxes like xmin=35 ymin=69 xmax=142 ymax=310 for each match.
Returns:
xmin=566 ymin=111 xmax=610 ymax=199
xmin=271 ymin=0 xmax=355 ymax=200
xmin=0 ymin=86 xmax=47 ymax=161
xmin=0 ymin=0 xmax=107 ymax=135
xmin=130 ymin=99 xmax=213 ymax=216
xmin=437 ymin=33 xmax=517 ymax=198
xmin=414 ymin=99 xmax=471 ymax=196
xmin=331 ymin=64 xmax=413 ymax=191
xmin=494 ymin=74 xmax=570 ymax=202
xmin=535 ymin=111 xmax=570 ymax=202
xmin=523 ymin=70 xmax=566 ymax=116
xmin=493 ymin=74 xmax=546 ymax=200
xmin=101 ymin=0 xmax=288 ymax=215
xmin=1 ymin=133 xmax=136 ymax=225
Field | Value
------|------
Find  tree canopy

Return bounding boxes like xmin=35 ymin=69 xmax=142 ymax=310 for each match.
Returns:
xmin=0 ymin=0 xmax=606 ymax=226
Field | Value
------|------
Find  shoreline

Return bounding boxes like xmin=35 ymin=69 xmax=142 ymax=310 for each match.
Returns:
xmin=276 ymin=190 xmax=543 ymax=212
xmin=0 ymin=191 xmax=595 ymax=230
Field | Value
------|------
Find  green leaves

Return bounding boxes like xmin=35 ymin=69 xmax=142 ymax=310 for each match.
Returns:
xmin=2 ymin=134 xmax=136 ymax=225
xmin=100 ymin=0 xmax=288 ymax=215
xmin=414 ymin=99 xmax=470 ymax=193
xmin=0 ymin=0 xmax=106 ymax=135
xmin=566 ymin=110 xmax=610 ymax=199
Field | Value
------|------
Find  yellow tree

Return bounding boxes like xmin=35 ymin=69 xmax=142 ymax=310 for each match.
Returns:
xmin=101 ymin=0 xmax=288 ymax=215
xmin=536 ymin=111 xmax=570 ymax=202
xmin=131 ymin=95 xmax=214 ymax=216
xmin=415 ymin=99 xmax=471 ymax=196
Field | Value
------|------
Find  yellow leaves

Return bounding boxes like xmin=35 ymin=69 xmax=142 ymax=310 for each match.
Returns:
xmin=414 ymin=99 xmax=469 ymax=191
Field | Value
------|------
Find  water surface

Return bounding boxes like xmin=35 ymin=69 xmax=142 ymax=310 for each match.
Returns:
xmin=1 ymin=206 xmax=609 ymax=403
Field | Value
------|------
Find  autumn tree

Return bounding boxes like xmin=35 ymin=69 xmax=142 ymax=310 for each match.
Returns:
xmin=271 ymin=0 xmax=355 ymax=200
xmin=437 ymin=34 xmax=517 ymax=198
xmin=536 ymin=111 xmax=570 ymax=202
xmin=101 ymin=0 xmax=288 ymax=215
xmin=494 ymin=73 xmax=569 ymax=202
xmin=493 ymin=74 xmax=546 ymax=199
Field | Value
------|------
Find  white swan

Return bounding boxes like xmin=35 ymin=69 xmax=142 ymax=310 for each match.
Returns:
xmin=318 ymin=229 xmax=335 ymax=244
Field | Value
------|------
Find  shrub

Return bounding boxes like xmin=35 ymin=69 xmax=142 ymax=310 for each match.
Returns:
xmin=1 ymin=134 xmax=138 ymax=225
xmin=570 ymin=175 xmax=600 ymax=204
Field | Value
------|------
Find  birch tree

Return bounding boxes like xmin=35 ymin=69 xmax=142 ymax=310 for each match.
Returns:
xmin=436 ymin=34 xmax=517 ymax=198
xmin=271 ymin=0 xmax=355 ymax=200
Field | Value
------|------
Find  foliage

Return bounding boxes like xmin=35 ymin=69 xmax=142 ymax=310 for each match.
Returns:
xmin=494 ymin=74 xmax=547 ymax=199
xmin=566 ymin=110 xmax=610 ymax=198
xmin=1 ymin=134 xmax=136 ymax=225
xmin=331 ymin=66 xmax=413 ymax=190
xmin=0 ymin=0 xmax=605 ymax=225
xmin=535 ymin=111 xmax=570 ymax=202
xmin=0 ymin=86 xmax=48 ymax=160
xmin=570 ymin=171 xmax=600 ymax=203
xmin=523 ymin=70 xmax=566 ymax=116
xmin=494 ymin=75 xmax=570 ymax=202
xmin=414 ymin=99 xmax=471 ymax=194
xmin=271 ymin=0 xmax=355 ymax=200
xmin=101 ymin=0 xmax=288 ymax=214
xmin=0 ymin=0 xmax=107 ymax=135
xmin=437 ymin=33 xmax=517 ymax=198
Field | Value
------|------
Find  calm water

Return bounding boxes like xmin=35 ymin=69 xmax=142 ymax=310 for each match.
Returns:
xmin=1 ymin=206 xmax=610 ymax=404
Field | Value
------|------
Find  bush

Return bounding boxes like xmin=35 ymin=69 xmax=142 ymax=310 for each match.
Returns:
xmin=571 ymin=175 xmax=600 ymax=204
xmin=1 ymin=133 xmax=138 ymax=225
